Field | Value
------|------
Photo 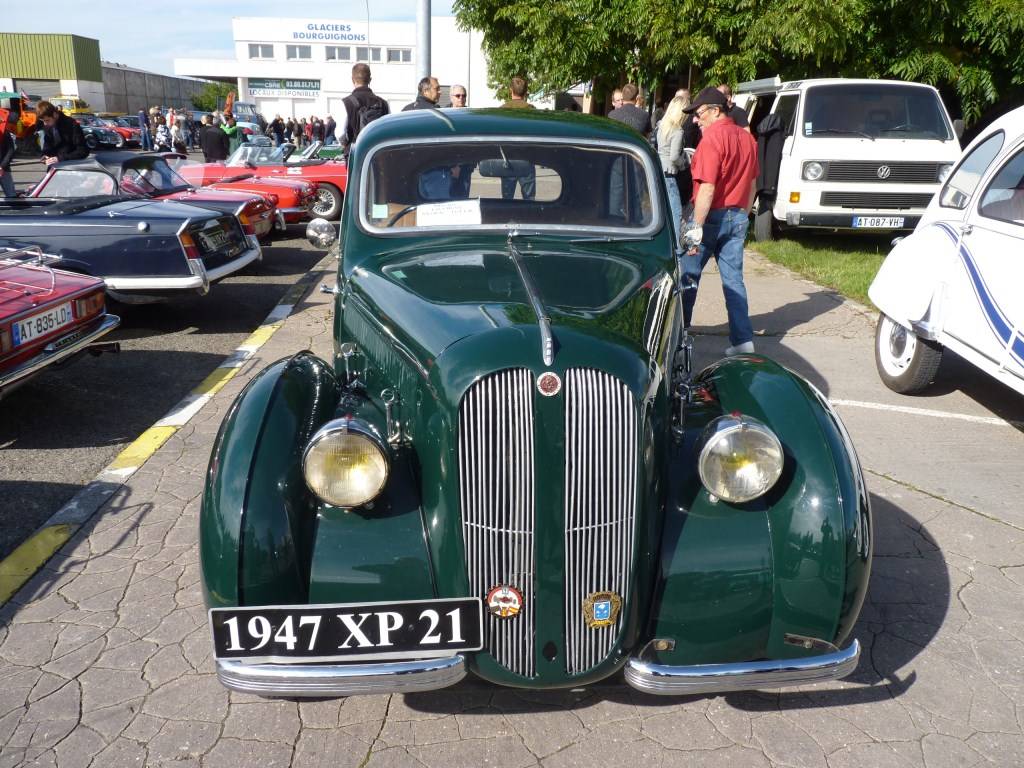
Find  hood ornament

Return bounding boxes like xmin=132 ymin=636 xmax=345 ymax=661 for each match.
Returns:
xmin=507 ymin=232 xmax=556 ymax=366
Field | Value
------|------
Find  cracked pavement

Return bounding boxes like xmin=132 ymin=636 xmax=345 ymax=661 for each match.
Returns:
xmin=1 ymin=252 xmax=1023 ymax=767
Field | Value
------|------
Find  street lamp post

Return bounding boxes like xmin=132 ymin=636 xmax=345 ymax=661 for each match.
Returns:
xmin=417 ymin=0 xmax=431 ymax=81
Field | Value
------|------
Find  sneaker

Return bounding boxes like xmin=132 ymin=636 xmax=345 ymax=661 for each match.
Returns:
xmin=725 ymin=341 xmax=755 ymax=356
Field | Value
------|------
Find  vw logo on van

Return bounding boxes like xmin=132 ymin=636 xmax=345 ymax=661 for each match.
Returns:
xmin=876 ymin=165 xmax=892 ymax=179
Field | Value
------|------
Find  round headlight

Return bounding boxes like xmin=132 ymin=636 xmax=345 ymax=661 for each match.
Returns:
xmin=937 ymin=163 xmax=953 ymax=183
xmin=303 ymin=419 xmax=389 ymax=508
xmin=803 ymin=161 xmax=824 ymax=181
xmin=698 ymin=415 xmax=784 ymax=503
xmin=306 ymin=217 xmax=337 ymax=249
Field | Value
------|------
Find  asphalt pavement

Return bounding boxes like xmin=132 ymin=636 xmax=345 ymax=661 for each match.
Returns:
xmin=1 ymin=238 xmax=1022 ymax=766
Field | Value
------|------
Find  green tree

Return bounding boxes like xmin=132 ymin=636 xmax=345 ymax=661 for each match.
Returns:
xmin=192 ymin=82 xmax=234 ymax=112
xmin=455 ymin=0 xmax=1024 ymax=123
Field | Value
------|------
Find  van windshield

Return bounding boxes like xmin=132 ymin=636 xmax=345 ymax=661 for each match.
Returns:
xmin=803 ymin=84 xmax=952 ymax=141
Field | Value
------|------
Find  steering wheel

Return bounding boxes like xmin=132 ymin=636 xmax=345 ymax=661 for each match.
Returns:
xmin=386 ymin=205 xmax=418 ymax=227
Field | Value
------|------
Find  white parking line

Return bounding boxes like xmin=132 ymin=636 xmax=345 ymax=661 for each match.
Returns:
xmin=831 ymin=398 xmax=1022 ymax=429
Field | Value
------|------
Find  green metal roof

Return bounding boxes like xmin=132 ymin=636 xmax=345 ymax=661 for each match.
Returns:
xmin=0 ymin=33 xmax=102 ymax=82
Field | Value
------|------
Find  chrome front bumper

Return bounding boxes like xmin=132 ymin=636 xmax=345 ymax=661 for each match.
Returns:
xmin=624 ymin=639 xmax=860 ymax=696
xmin=216 ymin=655 xmax=467 ymax=697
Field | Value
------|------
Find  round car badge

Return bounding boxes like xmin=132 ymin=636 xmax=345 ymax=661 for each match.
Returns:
xmin=537 ymin=372 xmax=562 ymax=397
xmin=583 ymin=591 xmax=622 ymax=629
xmin=486 ymin=585 xmax=524 ymax=619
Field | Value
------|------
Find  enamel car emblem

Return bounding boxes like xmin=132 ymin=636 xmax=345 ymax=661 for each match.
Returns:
xmin=537 ymin=371 xmax=562 ymax=397
xmin=486 ymin=585 xmax=524 ymax=619
xmin=583 ymin=591 xmax=622 ymax=629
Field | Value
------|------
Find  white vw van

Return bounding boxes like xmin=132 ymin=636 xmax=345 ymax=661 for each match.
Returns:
xmin=736 ymin=77 xmax=964 ymax=241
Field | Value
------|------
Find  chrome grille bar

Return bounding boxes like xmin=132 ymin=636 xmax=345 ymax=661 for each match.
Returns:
xmin=458 ymin=369 xmax=536 ymax=677
xmin=564 ymin=369 xmax=638 ymax=675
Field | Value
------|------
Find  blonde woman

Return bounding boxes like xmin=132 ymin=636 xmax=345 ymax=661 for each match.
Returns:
xmin=657 ymin=96 xmax=688 ymax=244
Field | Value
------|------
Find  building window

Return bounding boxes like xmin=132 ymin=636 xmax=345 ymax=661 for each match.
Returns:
xmin=286 ymin=45 xmax=312 ymax=60
xmin=356 ymin=47 xmax=382 ymax=63
xmin=248 ymin=43 xmax=274 ymax=59
xmin=387 ymin=48 xmax=412 ymax=64
xmin=326 ymin=46 xmax=351 ymax=62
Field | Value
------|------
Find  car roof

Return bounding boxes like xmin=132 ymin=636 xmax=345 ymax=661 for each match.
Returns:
xmin=56 ymin=152 xmax=172 ymax=177
xmin=356 ymin=108 xmax=655 ymax=152
xmin=778 ymin=78 xmax=942 ymax=93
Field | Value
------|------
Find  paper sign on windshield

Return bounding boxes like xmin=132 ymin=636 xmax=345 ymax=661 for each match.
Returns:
xmin=416 ymin=199 xmax=482 ymax=227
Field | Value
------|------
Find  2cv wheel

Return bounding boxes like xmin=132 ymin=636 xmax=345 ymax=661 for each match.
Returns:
xmin=311 ymin=183 xmax=342 ymax=220
xmin=874 ymin=313 xmax=943 ymax=394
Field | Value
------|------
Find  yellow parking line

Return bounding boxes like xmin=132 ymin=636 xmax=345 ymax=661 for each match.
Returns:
xmin=241 ymin=323 xmax=281 ymax=350
xmin=194 ymin=366 xmax=241 ymax=397
xmin=0 ymin=525 xmax=74 ymax=605
xmin=107 ymin=426 xmax=179 ymax=471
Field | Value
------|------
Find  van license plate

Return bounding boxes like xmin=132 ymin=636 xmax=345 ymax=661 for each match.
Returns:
xmin=853 ymin=216 xmax=905 ymax=228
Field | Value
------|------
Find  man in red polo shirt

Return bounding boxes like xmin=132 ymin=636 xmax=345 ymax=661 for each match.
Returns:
xmin=681 ymin=87 xmax=759 ymax=355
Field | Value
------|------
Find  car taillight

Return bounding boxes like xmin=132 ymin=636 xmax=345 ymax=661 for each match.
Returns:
xmin=179 ymin=231 xmax=201 ymax=260
xmin=237 ymin=212 xmax=256 ymax=236
xmin=75 ymin=292 xmax=105 ymax=318
xmin=0 ymin=327 xmax=10 ymax=354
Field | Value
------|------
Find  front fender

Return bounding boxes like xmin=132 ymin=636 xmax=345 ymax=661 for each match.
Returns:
xmin=868 ymin=225 xmax=954 ymax=324
xmin=649 ymin=356 xmax=871 ymax=664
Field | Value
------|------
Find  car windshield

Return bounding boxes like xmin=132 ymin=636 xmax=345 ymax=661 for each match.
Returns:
xmin=227 ymin=143 xmax=293 ymax=166
xmin=362 ymin=140 xmax=656 ymax=234
xmin=803 ymin=84 xmax=953 ymax=140
xmin=38 ymin=170 xmax=117 ymax=198
xmin=119 ymin=160 xmax=191 ymax=195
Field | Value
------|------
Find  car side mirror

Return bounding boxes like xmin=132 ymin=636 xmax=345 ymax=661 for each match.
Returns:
xmin=952 ymin=119 xmax=964 ymax=140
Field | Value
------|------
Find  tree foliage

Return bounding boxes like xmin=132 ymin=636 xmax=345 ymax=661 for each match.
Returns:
xmin=454 ymin=0 xmax=1024 ymax=123
xmin=192 ymin=82 xmax=234 ymax=112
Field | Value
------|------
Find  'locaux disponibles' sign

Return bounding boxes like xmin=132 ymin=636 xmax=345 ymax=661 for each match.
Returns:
xmin=248 ymin=79 xmax=321 ymax=98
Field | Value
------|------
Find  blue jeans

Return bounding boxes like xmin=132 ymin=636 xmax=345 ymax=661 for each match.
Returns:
xmin=681 ymin=207 xmax=753 ymax=346
xmin=664 ymin=174 xmax=683 ymax=247
xmin=140 ymin=129 xmax=152 ymax=151
xmin=0 ymin=170 xmax=15 ymax=198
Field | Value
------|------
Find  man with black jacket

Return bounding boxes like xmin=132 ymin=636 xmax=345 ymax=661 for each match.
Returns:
xmin=36 ymin=101 xmax=89 ymax=166
xmin=341 ymin=64 xmax=390 ymax=155
xmin=402 ymin=77 xmax=440 ymax=111
xmin=199 ymin=114 xmax=230 ymax=162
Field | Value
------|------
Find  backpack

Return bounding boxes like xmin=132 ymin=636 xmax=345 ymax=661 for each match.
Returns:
xmin=347 ymin=95 xmax=387 ymax=140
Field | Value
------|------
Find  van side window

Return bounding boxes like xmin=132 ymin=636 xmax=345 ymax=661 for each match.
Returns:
xmin=977 ymin=145 xmax=1024 ymax=227
xmin=940 ymin=131 xmax=1004 ymax=210
xmin=773 ymin=95 xmax=799 ymax=137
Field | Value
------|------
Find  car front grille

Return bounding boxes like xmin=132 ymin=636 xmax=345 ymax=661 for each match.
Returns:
xmin=820 ymin=192 xmax=934 ymax=210
xmin=563 ymin=369 xmax=637 ymax=675
xmin=824 ymin=161 xmax=942 ymax=183
xmin=457 ymin=367 xmax=638 ymax=679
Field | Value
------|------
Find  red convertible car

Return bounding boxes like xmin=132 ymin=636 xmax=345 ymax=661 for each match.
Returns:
xmin=176 ymin=142 xmax=346 ymax=219
xmin=166 ymin=155 xmax=316 ymax=226
xmin=97 ymin=116 xmax=142 ymax=147
xmin=29 ymin=153 xmax=279 ymax=240
xmin=0 ymin=247 xmax=120 ymax=397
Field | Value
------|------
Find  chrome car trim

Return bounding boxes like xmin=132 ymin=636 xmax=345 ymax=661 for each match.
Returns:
xmin=564 ymin=369 xmax=638 ymax=674
xmin=278 ymin=206 xmax=308 ymax=214
xmin=623 ymin=639 xmax=861 ymax=695
xmin=216 ymin=655 xmax=466 ymax=697
xmin=0 ymin=313 xmax=121 ymax=391
xmin=103 ymin=243 xmax=260 ymax=291
xmin=458 ymin=369 xmax=536 ymax=677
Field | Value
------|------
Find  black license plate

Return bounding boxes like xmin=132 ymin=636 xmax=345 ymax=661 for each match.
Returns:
xmin=210 ymin=597 xmax=483 ymax=662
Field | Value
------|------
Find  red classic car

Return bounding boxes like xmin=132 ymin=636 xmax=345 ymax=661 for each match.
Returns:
xmin=98 ymin=116 xmax=142 ymax=147
xmin=176 ymin=142 xmax=346 ymax=219
xmin=29 ymin=153 xmax=279 ymax=240
xmin=166 ymin=156 xmax=317 ymax=225
xmin=1 ymin=247 xmax=120 ymax=397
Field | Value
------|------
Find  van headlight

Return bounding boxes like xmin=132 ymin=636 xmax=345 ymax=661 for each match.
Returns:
xmin=303 ymin=418 xmax=389 ymax=508
xmin=802 ymin=161 xmax=825 ymax=181
xmin=937 ymin=163 xmax=953 ymax=183
xmin=698 ymin=415 xmax=784 ymax=503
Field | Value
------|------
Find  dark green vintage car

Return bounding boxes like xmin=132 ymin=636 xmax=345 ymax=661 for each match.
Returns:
xmin=201 ymin=108 xmax=871 ymax=697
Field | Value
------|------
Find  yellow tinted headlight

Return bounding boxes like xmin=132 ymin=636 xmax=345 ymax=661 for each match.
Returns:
xmin=303 ymin=419 xmax=389 ymax=508
xmin=698 ymin=415 xmax=784 ymax=503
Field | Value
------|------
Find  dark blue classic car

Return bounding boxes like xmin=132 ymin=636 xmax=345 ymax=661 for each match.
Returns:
xmin=0 ymin=196 xmax=261 ymax=304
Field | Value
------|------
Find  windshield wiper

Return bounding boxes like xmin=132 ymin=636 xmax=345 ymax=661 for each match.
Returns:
xmin=507 ymin=230 xmax=556 ymax=366
xmin=811 ymin=128 xmax=875 ymax=141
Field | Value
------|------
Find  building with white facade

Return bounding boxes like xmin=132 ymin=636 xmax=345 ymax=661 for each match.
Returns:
xmin=174 ymin=15 xmax=502 ymax=120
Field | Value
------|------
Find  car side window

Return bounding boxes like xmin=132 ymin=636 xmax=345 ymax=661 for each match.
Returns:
xmin=773 ymin=94 xmax=799 ymax=137
xmin=939 ymin=131 xmax=1004 ymax=210
xmin=977 ymin=144 xmax=1024 ymax=228
xmin=39 ymin=170 xmax=116 ymax=198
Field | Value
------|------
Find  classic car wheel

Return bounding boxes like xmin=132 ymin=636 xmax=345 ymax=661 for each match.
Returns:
xmin=311 ymin=183 xmax=342 ymax=219
xmin=85 ymin=134 xmax=98 ymax=150
xmin=875 ymin=313 xmax=943 ymax=394
xmin=114 ymin=135 xmax=125 ymax=148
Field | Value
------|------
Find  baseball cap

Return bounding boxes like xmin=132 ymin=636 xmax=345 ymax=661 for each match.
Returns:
xmin=683 ymin=86 xmax=729 ymax=113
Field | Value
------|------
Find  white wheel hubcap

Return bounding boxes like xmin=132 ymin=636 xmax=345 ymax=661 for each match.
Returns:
xmin=879 ymin=315 xmax=917 ymax=377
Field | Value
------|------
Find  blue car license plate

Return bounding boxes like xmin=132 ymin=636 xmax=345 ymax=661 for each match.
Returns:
xmin=852 ymin=216 xmax=905 ymax=228
xmin=209 ymin=597 xmax=483 ymax=663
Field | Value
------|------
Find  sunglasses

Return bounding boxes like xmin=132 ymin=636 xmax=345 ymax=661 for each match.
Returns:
xmin=452 ymin=93 xmax=467 ymax=99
